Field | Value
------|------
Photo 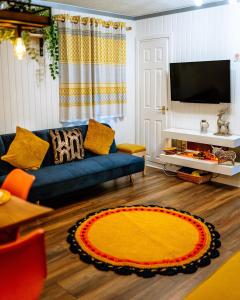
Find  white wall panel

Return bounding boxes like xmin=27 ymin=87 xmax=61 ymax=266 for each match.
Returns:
xmin=137 ymin=5 xmax=240 ymax=135
xmin=0 ymin=37 xmax=59 ymax=134
xmin=0 ymin=8 xmax=136 ymax=144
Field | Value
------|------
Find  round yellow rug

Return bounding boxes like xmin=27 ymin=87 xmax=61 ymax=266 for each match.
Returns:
xmin=67 ymin=206 xmax=221 ymax=277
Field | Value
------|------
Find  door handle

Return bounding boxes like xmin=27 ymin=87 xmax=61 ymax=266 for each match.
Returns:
xmin=156 ymin=106 xmax=168 ymax=115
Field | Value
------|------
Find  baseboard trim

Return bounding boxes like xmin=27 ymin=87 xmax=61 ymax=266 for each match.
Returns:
xmin=211 ymin=176 xmax=240 ymax=188
xmin=146 ymin=161 xmax=178 ymax=172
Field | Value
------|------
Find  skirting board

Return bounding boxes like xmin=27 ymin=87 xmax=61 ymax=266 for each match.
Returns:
xmin=146 ymin=161 xmax=240 ymax=188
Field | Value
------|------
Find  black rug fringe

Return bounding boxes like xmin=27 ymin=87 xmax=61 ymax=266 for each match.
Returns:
xmin=66 ymin=205 xmax=221 ymax=278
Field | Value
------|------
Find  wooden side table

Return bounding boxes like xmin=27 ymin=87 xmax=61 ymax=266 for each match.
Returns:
xmin=117 ymin=143 xmax=147 ymax=176
xmin=0 ymin=196 xmax=52 ymax=244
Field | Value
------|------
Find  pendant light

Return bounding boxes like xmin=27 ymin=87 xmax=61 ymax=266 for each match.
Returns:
xmin=13 ymin=26 xmax=26 ymax=60
xmin=194 ymin=0 xmax=203 ymax=6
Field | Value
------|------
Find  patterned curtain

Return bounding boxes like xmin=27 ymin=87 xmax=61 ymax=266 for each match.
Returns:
xmin=56 ymin=15 xmax=127 ymax=123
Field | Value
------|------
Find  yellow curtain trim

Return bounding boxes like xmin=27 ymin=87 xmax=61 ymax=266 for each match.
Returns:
xmin=60 ymin=61 xmax=125 ymax=65
xmin=60 ymin=83 xmax=126 ymax=87
xmin=60 ymin=100 xmax=127 ymax=107
xmin=54 ymin=14 xmax=126 ymax=29
xmin=60 ymin=87 xmax=126 ymax=96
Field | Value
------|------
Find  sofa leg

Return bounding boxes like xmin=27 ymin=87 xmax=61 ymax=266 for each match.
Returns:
xmin=129 ymin=175 xmax=134 ymax=185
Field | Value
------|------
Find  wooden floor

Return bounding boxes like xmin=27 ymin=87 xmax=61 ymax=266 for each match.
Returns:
xmin=25 ymin=167 xmax=240 ymax=300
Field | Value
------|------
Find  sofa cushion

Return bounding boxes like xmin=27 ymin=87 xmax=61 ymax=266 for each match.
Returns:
xmin=0 ymin=129 xmax=54 ymax=170
xmin=1 ymin=127 xmax=50 ymax=170
xmin=69 ymin=124 xmax=117 ymax=155
xmin=50 ymin=128 xmax=84 ymax=164
xmin=84 ymin=119 xmax=115 ymax=155
xmin=26 ymin=153 xmax=144 ymax=201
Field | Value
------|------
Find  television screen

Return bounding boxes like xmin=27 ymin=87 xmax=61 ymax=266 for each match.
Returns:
xmin=170 ymin=60 xmax=231 ymax=103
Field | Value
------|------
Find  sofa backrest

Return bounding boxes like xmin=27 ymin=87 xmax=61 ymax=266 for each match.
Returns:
xmin=0 ymin=124 xmax=117 ymax=176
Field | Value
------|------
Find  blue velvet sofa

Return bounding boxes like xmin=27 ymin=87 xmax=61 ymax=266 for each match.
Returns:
xmin=0 ymin=124 xmax=144 ymax=203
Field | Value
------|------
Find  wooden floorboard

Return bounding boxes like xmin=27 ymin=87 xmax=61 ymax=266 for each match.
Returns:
xmin=24 ymin=167 xmax=240 ymax=300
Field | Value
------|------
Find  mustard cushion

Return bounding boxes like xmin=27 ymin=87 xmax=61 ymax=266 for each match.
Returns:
xmin=185 ymin=251 xmax=240 ymax=300
xmin=84 ymin=119 xmax=115 ymax=155
xmin=117 ymin=143 xmax=146 ymax=154
xmin=1 ymin=126 xmax=49 ymax=170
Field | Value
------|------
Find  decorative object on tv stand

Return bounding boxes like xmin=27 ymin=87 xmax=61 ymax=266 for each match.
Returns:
xmin=163 ymin=147 xmax=177 ymax=155
xmin=200 ymin=120 xmax=209 ymax=134
xmin=234 ymin=53 xmax=240 ymax=62
xmin=211 ymin=146 xmax=236 ymax=165
xmin=214 ymin=109 xmax=231 ymax=136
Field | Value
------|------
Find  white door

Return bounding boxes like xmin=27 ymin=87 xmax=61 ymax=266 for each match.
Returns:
xmin=139 ymin=38 xmax=169 ymax=164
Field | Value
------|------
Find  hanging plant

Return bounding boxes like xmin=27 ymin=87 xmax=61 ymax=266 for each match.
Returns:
xmin=22 ymin=31 xmax=39 ymax=61
xmin=0 ymin=28 xmax=15 ymax=44
xmin=22 ymin=31 xmax=45 ymax=82
xmin=43 ymin=20 xmax=59 ymax=80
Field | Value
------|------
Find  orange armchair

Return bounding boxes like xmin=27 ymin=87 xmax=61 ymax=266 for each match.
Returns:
xmin=0 ymin=169 xmax=36 ymax=243
xmin=1 ymin=168 xmax=35 ymax=200
xmin=0 ymin=229 xmax=47 ymax=300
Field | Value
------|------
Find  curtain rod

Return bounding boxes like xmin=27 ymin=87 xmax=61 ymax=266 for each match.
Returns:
xmin=55 ymin=17 xmax=132 ymax=31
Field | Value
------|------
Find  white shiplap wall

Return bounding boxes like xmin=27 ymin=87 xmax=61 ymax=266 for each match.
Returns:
xmin=0 ymin=8 xmax=136 ymax=144
xmin=0 ymin=38 xmax=59 ymax=133
xmin=137 ymin=5 xmax=240 ymax=134
xmin=137 ymin=4 xmax=240 ymax=186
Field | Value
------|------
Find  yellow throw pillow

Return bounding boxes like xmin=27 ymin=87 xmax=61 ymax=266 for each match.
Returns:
xmin=1 ymin=126 xmax=49 ymax=170
xmin=84 ymin=119 xmax=115 ymax=155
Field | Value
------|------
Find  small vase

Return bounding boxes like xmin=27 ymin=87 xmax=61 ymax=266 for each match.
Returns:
xmin=200 ymin=120 xmax=209 ymax=134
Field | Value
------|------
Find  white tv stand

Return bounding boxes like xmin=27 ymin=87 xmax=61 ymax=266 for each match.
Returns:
xmin=160 ymin=128 xmax=240 ymax=176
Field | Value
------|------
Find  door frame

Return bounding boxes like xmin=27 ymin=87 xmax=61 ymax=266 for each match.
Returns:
xmin=135 ymin=33 xmax=173 ymax=145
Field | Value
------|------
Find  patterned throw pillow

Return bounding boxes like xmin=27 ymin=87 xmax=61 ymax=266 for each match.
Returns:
xmin=50 ymin=128 xmax=84 ymax=165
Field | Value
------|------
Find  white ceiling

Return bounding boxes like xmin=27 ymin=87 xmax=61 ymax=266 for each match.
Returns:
xmin=46 ymin=0 xmax=225 ymax=17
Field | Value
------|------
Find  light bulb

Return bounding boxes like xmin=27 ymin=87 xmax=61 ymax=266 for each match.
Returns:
xmin=194 ymin=0 xmax=203 ymax=6
xmin=14 ymin=37 xmax=26 ymax=60
xmin=0 ymin=1 xmax=9 ymax=10
xmin=229 ymin=0 xmax=238 ymax=4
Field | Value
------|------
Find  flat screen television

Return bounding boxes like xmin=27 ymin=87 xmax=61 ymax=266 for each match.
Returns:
xmin=170 ymin=60 xmax=231 ymax=104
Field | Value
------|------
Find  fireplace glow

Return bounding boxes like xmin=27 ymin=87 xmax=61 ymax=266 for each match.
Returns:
xmin=178 ymin=142 xmax=218 ymax=161
xmin=179 ymin=151 xmax=218 ymax=162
